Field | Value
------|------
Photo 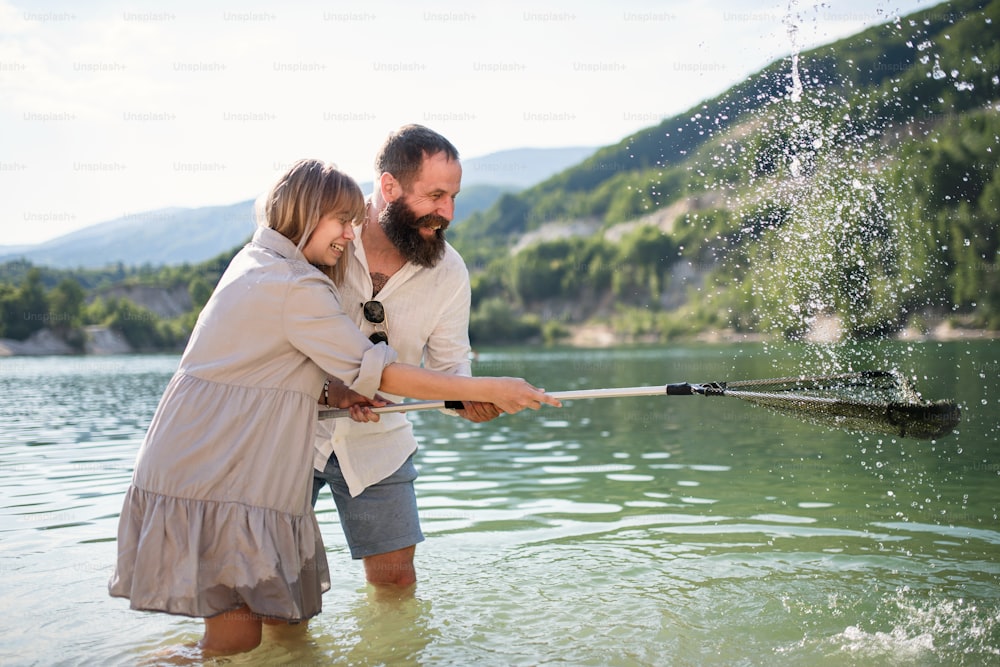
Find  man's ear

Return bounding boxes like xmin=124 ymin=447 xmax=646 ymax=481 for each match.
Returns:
xmin=380 ymin=172 xmax=403 ymax=203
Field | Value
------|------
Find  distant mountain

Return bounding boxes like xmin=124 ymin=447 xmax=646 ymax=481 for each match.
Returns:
xmin=459 ymin=147 xmax=598 ymax=188
xmin=453 ymin=184 xmax=520 ymax=226
xmin=0 ymin=146 xmax=596 ymax=269
xmin=3 ymin=202 xmax=258 ymax=269
xmin=360 ymin=147 xmax=597 ymax=230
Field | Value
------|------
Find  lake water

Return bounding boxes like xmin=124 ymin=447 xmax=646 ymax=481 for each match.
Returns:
xmin=1 ymin=340 xmax=998 ymax=666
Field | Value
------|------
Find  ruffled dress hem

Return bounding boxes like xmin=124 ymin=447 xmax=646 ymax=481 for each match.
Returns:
xmin=108 ymin=485 xmax=330 ymax=621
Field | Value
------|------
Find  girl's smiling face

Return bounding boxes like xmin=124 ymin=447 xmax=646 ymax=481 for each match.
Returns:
xmin=302 ymin=211 xmax=356 ymax=267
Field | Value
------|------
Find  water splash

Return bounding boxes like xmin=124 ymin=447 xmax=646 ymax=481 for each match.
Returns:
xmin=775 ymin=585 xmax=1000 ymax=662
xmin=832 ymin=587 xmax=1000 ymax=661
xmin=783 ymin=0 xmax=804 ymax=104
xmin=684 ymin=1 xmax=998 ymax=378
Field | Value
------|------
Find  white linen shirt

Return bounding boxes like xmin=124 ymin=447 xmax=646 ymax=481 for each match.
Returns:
xmin=313 ymin=231 xmax=473 ymax=496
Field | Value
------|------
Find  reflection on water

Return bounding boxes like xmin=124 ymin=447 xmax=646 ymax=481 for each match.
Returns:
xmin=1 ymin=342 xmax=998 ymax=665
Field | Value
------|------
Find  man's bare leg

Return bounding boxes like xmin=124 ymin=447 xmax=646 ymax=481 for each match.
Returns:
xmin=363 ymin=545 xmax=416 ymax=587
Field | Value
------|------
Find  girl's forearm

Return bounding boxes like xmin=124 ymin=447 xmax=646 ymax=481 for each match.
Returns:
xmin=378 ymin=362 xmax=492 ymax=401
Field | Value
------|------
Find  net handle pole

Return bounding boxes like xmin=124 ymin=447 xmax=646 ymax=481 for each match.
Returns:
xmin=317 ymin=383 xmax=708 ymax=420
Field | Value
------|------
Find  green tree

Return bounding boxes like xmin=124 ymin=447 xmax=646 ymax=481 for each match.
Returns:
xmin=0 ymin=283 xmax=15 ymax=338
xmin=469 ymin=297 xmax=541 ymax=344
xmin=47 ymin=278 xmax=86 ymax=332
xmin=613 ymin=225 xmax=678 ymax=300
xmin=188 ymin=276 xmax=214 ymax=309
xmin=46 ymin=278 xmax=87 ymax=350
xmin=103 ymin=298 xmax=166 ymax=350
xmin=0 ymin=268 xmax=49 ymax=340
xmin=508 ymin=240 xmax=577 ymax=304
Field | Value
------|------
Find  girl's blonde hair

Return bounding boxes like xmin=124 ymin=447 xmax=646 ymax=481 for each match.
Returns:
xmin=258 ymin=159 xmax=365 ymax=284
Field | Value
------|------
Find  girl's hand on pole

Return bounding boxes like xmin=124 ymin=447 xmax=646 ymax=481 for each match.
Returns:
xmin=488 ymin=378 xmax=562 ymax=415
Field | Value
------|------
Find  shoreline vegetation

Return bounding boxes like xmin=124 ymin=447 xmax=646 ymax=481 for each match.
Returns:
xmin=2 ymin=316 xmax=996 ymax=358
xmin=568 ymin=315 xmax=999 ymax=347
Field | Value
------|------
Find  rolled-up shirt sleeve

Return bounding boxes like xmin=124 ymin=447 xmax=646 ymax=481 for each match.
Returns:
xmin=284 ymin=273 xmax=398 ymax=398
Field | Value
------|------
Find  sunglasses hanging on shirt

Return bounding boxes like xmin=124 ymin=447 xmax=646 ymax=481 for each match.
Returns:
xmin=363 ymin=300 xmax=389 ymax=344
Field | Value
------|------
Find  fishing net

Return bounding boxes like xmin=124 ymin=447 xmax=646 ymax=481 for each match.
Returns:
xmin=321 ymin=370 xmax=961 ymax=440
xmin=698 ymin=370 xmax=961 ymax=439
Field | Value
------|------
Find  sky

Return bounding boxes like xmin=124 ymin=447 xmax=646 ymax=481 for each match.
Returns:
xmin=0 ymin=0 xmax=936 ymax=246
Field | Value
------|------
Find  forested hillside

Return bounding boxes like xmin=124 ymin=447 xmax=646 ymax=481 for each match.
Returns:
xmin=0 ymin=252 xmax=235 ymax=352
xmin=454 ymin=0 xmax=999 ymax=342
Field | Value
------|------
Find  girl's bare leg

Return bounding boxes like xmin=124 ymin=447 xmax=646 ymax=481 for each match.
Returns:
xmin=263 ymin=616 xmax=308 ymax=644
xmin=198 ymin=605 xmax=262 ymax=655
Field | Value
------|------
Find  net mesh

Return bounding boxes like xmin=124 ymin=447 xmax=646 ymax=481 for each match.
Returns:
xmin=711 ymin=371 xmax=960 ymax=439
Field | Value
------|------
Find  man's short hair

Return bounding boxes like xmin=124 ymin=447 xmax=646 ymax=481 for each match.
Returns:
xmin=375 ymin=124 xmax=460 ymax=188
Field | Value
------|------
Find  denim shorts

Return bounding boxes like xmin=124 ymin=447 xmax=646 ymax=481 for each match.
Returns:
xmin=312 ymin=452 xmax=425 ymax=559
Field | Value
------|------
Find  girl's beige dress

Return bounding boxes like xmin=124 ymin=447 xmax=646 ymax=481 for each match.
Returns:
xmin=109 ymin=227 xmax=396 ymax=620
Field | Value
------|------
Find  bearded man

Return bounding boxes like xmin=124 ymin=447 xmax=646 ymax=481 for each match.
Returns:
xmin=312 ymin=124 xmax=501 ymax=588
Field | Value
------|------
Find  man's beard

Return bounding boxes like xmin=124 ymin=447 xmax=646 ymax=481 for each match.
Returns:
xmin=378 ymin=199 xmax=449 ymax=268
